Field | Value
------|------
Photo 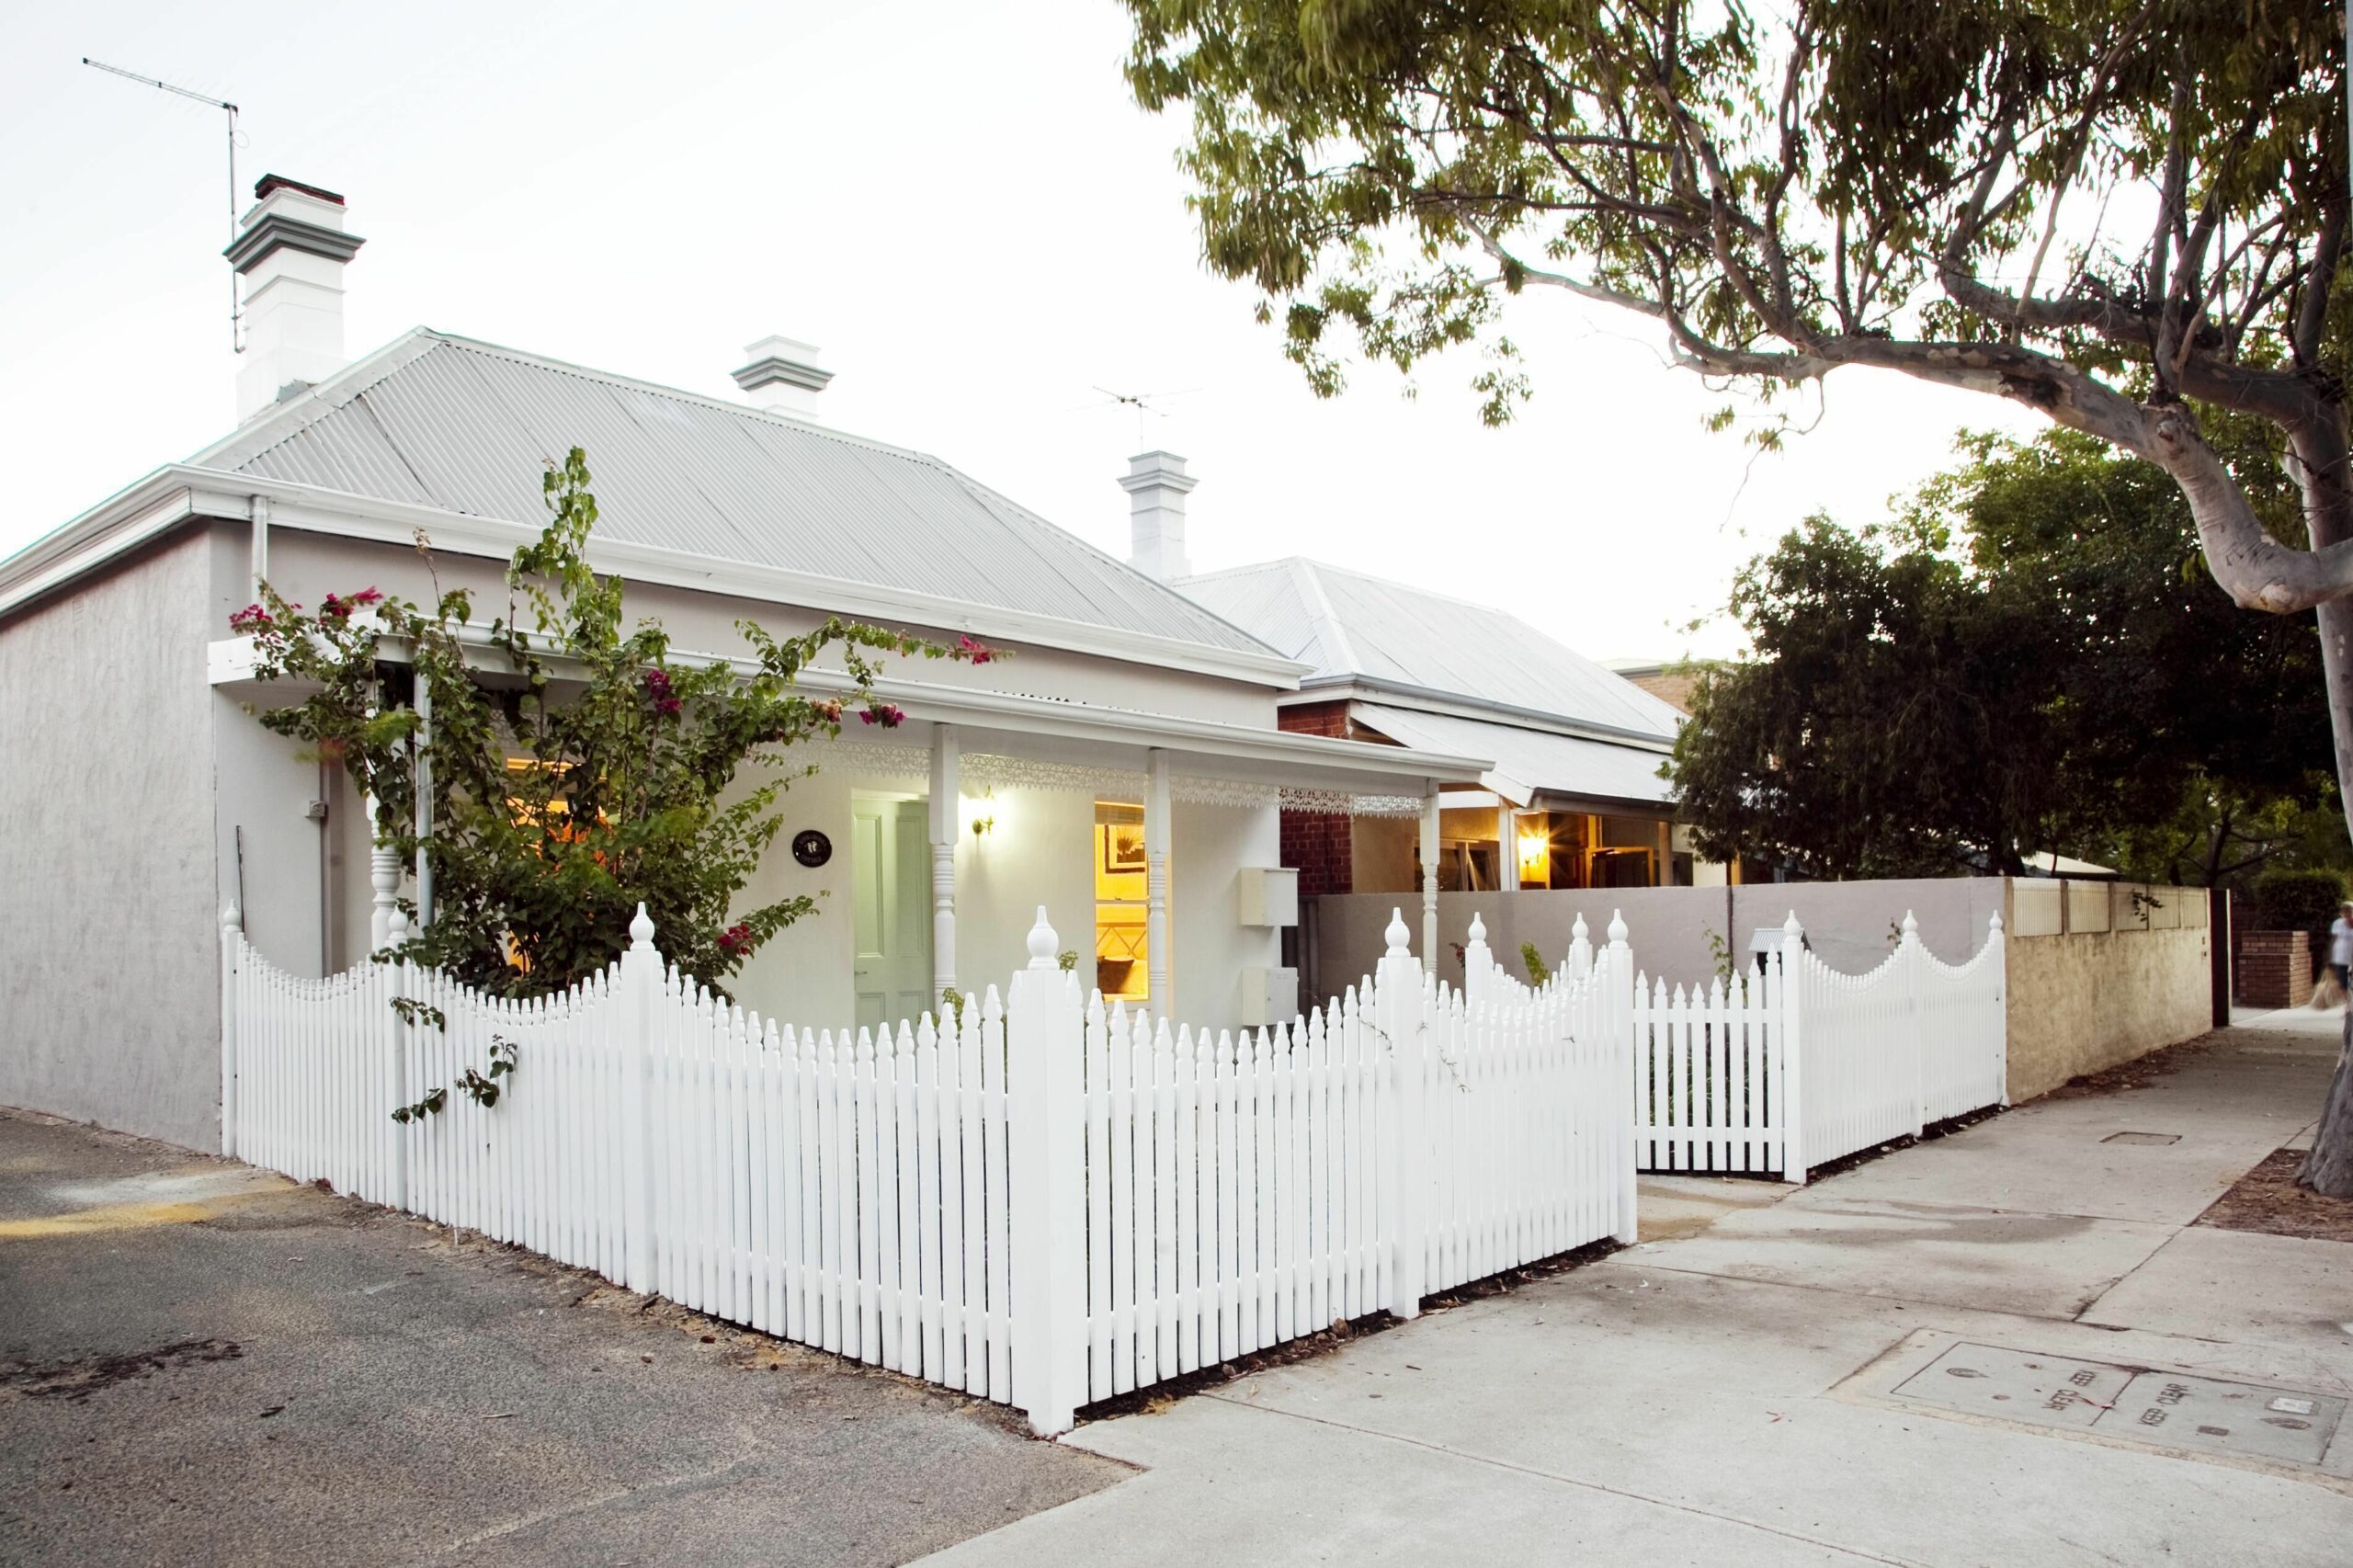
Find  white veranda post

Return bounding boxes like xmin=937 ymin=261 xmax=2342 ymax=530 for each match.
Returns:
xmin=928 ymin=723 xmax=959 ymax=1002
xmin=1146 ymin=748 xmax=1172 ymax=1011
xmin=412 ymin=676 xmax=434 ymax=928
xmin=367 ymin=791 xmax=400 ymax=954
xmin=1419 ymin=788 xmax=1441 ymax=974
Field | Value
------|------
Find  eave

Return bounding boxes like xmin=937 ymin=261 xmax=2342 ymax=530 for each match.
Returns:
xmin=1288 ymin=675 xmax=1678 ymax=753
xmin=4 ymin=467 xmax=1313 ymax=690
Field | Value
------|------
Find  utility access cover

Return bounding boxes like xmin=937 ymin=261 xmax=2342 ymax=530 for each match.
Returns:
xmin=1891 ymin=1342 xmax=2345 ymax=1468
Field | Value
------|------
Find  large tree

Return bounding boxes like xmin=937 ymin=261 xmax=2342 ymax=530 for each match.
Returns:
xmin=1672 ymin=430 xmax=2338 ymax=881
xmin=1120 ymin=0 xmax=2353 ymax=1190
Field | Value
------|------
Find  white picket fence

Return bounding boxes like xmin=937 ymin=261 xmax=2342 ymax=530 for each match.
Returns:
xmin=1463 ymin=909 xmax=2007 ymax=1181
xmin=220 ymin=903 xmax=1637 ymax=1436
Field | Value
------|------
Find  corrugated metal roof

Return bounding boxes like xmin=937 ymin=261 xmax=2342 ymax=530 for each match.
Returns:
xmin=1352 ymin=703 xmax=1675 ymax=809
xmin=1180 ymin=558 xmax=1685 ymax=741
xmin=203 ymin=331 xmax=1272 ymax=656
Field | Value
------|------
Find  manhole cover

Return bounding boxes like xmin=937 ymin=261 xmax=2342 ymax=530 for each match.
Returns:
xmin=1890 ymin=1343 xmax=2345 ymax=1467
xmin=2102 ymin=1131 xmax=2181 ymax=1145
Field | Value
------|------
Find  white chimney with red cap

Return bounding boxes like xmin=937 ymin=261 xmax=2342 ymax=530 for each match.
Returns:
xmin=225 ymin=175 xmax=366 ymax=422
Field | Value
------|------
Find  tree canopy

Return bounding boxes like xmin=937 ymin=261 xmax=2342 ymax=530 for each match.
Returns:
xmin=1122 ymin=1 xmax=2351 ymax=754
xmin=1672 ymin=429 xmax=2339 ymax=881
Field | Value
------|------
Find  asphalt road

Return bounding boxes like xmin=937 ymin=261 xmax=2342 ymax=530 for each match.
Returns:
xmin=0 ymin=1108 xmax=1121 ymax=1566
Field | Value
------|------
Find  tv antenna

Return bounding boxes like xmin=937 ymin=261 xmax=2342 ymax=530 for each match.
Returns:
xmin=82 ymin=56 xmax=244 ymax=351
xmin=1082 ymin=385 xmax=1201 ymax=446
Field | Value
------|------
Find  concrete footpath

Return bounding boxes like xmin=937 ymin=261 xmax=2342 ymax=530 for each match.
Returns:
xmin=0 ymin=1110 xmax=1121 ymax=1566
xmin=923 ymin=1022 xmax=2353 ymax=1567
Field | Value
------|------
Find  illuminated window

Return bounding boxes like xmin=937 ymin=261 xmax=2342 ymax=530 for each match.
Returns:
xmin=1094 ymin=801 xmax=1151 ymax=1003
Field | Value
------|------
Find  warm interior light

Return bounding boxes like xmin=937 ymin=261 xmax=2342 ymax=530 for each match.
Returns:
xmin=959 ymin=789 xmax=1001 ymax=837
xmin=1518 ymin=830 xmax=1549 ymax=872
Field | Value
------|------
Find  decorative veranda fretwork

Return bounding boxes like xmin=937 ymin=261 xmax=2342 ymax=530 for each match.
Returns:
xmin=806 ymin=740 xmax=1427 ymax=817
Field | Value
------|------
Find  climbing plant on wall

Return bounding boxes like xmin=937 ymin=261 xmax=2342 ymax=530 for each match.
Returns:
xmin=233 ymin=446 xmax=991 ymax=998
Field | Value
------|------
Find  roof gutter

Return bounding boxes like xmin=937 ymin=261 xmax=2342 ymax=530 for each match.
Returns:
xmin=1295 ymin=674 xmax=1678 ymax=751
xmin=4 ymin=467 xmax=1316 ymax=690
xmin=210 ymin=623 xmax=1489 ymax=792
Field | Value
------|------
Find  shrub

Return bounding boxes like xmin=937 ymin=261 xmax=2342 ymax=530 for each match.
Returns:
xmin=2249 ymin=867 xmax=2347 ymax=933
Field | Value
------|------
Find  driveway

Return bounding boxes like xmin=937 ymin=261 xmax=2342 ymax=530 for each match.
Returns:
xmin=920 ymin=1024 xmax=2353 ymax=1566
xmin=0 ymin=1109 xmax=1121 ymax=1566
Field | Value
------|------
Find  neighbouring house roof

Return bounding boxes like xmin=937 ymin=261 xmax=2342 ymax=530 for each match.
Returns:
xmin=1177 ymin=558 xmax=1684 ymax=744
xmin=1350 ymin=702 xmax=1674 ymax=812
xmin=184 ymin=330 xmax=1276 ymax=661
xmin=1176 ymin=558 xmax=1683 ymax=809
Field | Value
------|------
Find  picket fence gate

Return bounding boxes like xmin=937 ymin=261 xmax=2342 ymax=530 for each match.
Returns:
xmin=1462 ymin=909 xmax=2006 ymax=1181
xmin=221 ymin=903 xmax=1637 ymax=1436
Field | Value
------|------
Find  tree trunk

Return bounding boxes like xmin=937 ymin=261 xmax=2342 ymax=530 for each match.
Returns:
xmin=2294 ymin=420 xmax=2353 ymax=1199
xmin=2297 ymin=1006 xmax=2353 ymax=1194
xmin=2142 ymin=404 xmax=2353 ymax=1197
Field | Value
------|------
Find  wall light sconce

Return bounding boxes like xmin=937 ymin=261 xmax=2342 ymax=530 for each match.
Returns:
xmin=1517 ymin=829 xmax=1550 ymax=876
xmin=961 ymin=787 xmax=1000 ymax=839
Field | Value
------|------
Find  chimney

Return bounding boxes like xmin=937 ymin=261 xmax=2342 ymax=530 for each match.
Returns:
xmin=1120 ymin=450 xmax=1198 ymax=580
xmin=732 ymin=335 xmax=834 ymax=421
xmin=225 ymin=175 xmax=366 ymax=422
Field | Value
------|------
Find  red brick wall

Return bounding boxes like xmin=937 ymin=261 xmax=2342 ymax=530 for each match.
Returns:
xmin=2238 ymin=929 xmax=2313 ymax=1008
xmin=1278 ymin=700 xmax=1354 ymax=739
xmin=1277 ymin=702 xmax=1358 ymax=893
xmin=1281 ymin=809 xmax=1353 ymax=896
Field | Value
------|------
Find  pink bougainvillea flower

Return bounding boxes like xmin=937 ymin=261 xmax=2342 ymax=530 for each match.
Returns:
xmin=229 ymin=604 xmax=272 ymax=633
xmin=859 ymin=703 xmax=906 ymax=728
xmin=957 ymin=634 xmax=995 ymax=665
xmin=350 ymin=587 xmax=383 ymax=606
xmin=643 ymin=667 xmax=673 ymax=697
xmin=654 ymin=696 xmax=682 ymax=717
xmin=718 ymin=921 xmax=755 ymax=959
xmin=813 ymin=699 xmax=845 ymax=724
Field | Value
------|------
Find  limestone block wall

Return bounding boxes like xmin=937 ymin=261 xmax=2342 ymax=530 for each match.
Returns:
xmin=2000 ymin=880 xmax=2213 ymax=1101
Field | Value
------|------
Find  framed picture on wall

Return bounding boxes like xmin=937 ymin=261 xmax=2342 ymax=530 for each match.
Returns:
xmin=1102 ymin=824 xmax=1148 ymax=875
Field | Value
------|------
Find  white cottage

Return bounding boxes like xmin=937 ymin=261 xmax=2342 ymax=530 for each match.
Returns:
xmin=0 ymin=176 xmax=1478 ymax=1151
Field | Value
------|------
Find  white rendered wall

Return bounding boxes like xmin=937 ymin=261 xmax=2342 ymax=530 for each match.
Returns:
xmin=1169 ymin=800 xmax=1283 ymax=1027
xmin=0 ymin=529 xmax=222 ymax=1148
xmin=953 ymin=787 xmax=1095 ymax=1007
xmin=727 ymin=766 xmax=859 ymax=1028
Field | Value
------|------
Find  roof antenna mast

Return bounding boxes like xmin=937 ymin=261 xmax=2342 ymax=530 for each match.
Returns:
xmin=81 ymin=56 xmax=244 ymax=352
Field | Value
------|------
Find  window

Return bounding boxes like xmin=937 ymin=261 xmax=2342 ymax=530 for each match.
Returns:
xmin=1095 ymin=801 xmax=1151 ymax=1003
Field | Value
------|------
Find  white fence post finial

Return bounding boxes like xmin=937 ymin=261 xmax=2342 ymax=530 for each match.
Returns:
xmin=1568 ymin=912 xmax=1593 ymax=982
xmin=1780 ymin=911 xmax=1806 ymax=1182
xmin=1606 ymin=910 xmax=1637 ymax=1243
xmin=620 ymin=902 xmax=660 ymax=1295
xmin=1009 ymin=908 xmax=1086 ymax=1435
xmin=219 ymin=903 xmax=243 ymax=1158
xmin=1378 ymin=909 xmax=1429 ymax=1317
xmin=1463 ymin=912 xmax=1492 ymax=1006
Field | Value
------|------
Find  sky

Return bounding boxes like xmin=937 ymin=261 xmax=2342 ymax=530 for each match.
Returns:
xmin=2 ymin=0 xmax=2044 ymax=663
